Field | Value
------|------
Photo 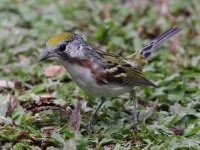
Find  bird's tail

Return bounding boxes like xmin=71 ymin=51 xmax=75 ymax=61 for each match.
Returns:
xmin=140 ymin=27 xmax=181 ymax=59
xmin=126 ymin=27 xmax=181 ymax=70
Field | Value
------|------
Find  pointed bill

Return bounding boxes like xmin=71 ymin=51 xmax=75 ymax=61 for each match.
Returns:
xmin=39 ymin=51 xmax=51 ymax=61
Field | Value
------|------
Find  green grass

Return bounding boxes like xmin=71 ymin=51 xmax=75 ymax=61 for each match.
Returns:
xmin=0 ymin=0 xmax=200 ymax=149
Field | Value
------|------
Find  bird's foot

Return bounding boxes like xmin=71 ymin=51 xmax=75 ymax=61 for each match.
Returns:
xmin=86 ymin=118 xmax=93 ymax=131
xmin=133 ymin=117 xmax=140 ymax=131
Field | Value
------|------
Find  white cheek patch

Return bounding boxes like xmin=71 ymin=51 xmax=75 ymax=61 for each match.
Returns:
xmin=67 ymin=45 xmax=85 ymax=58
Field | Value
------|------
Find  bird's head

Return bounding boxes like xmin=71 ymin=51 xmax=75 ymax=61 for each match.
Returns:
xmin=39 ymin=32 xmax=85 ymax=62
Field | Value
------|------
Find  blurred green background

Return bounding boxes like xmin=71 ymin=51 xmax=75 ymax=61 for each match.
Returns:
xmin=0 ymin=0 xmax=200 ymax=149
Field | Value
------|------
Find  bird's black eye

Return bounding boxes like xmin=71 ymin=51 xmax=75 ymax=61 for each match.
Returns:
xmin=59 ymin=45 xmax=66 ymax=52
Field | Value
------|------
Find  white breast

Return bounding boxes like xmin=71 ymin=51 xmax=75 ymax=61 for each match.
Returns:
xmin=55 ymin=60 xmax=132 ymax=98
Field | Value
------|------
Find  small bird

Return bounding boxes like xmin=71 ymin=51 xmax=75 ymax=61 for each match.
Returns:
xmin=40 ymin=27 xmax=181 ymax=130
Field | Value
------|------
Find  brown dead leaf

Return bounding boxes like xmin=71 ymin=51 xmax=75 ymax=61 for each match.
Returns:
xmin=99 ymin=3 xmax=111 ymax=20
xmin=138 ymin=24 xmax=161 ymax=39
xmin=187 ymin=27 xmax=198 ymax=40
xmin=122 ymin=14 xmax=132 ymax=26
xmin=20 ymin=98 xmax=66 ymax=114
xmin=6 ymin=96 xmax=19 ymax=116
xmin=0 ymin=80 xmax=15 ymax=89
xmin=70 ymin=103 xmax=81 ymax=131
xmin=171 ymin=127 xmax=184 ymax=135
xmin=17 ymin=130 xmax=39 ymax=142
xmin=14 ymin=80 xmax=23 ymax=90
xmin=45 ymin=65 xmax=65 ymax=78
xmin=40 ymin=94 xmax=54 ymax=100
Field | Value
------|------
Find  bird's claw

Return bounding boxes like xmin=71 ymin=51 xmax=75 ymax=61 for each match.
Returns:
xmin=86 ymin=118 xmax=93 ymax=131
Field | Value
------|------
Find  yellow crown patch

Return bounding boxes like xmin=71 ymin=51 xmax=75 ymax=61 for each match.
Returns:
xmin=47 ymin=32 xmax=74 ymax=46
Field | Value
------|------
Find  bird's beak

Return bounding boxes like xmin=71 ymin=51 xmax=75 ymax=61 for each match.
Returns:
xmin=39 ymin=51 xmax=51 ymax=61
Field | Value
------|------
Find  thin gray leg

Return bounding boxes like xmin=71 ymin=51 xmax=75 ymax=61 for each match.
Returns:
xmin=130 ymin=90 xmax=138 ymax=123
xmin=87 ymin=97 xmax=106 ymax=130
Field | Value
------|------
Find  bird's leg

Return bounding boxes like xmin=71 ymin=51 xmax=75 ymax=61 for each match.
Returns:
xmin=87 ymin=97 xmax=106 ymax=130
xmin=130 ymin=90 xmax=138 ymax=124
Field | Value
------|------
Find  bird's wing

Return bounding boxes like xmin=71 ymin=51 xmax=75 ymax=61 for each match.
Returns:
xmin=97 ymin=51 xmax=156 ymax=87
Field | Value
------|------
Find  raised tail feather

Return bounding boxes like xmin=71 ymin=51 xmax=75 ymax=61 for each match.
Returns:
xmin=140 ymin=27 xmax=181 ymax=59
xmin=125 ymin=27 xmax=181 ymax=70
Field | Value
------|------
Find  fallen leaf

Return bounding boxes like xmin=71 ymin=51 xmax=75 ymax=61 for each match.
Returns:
xmin=45 ymin=65 xmax=65 ymax=78
xmin=70 ymin=103 xmax=81 ymax=131
xmin=99 ymin=3 xmax=111 ymax=20
xmin=187 ymin=27 xmax=198 ymax=40
xmin=14 ymin=80 xmax=24 ymax=91
xmin=20 ymin=98 xmax=66 ymax=114
xmin=138 ymin=24 xmax=161 ymax=39
xmin=0 ymin=80 xmax=15 ymax=89
xmin=6 ymin=96 xmax=19 ymax=116
xmin=122 ymin=14 xmax=132 ymax=26
xmin=171 ymin=127 xmax=184 ymax=135
xmin=40 ymin=94 xmax=54 ymax=99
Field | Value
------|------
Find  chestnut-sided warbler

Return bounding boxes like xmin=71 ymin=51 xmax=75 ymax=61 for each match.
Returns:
xmin=40 ymin=27 xmax=181 ymax=130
